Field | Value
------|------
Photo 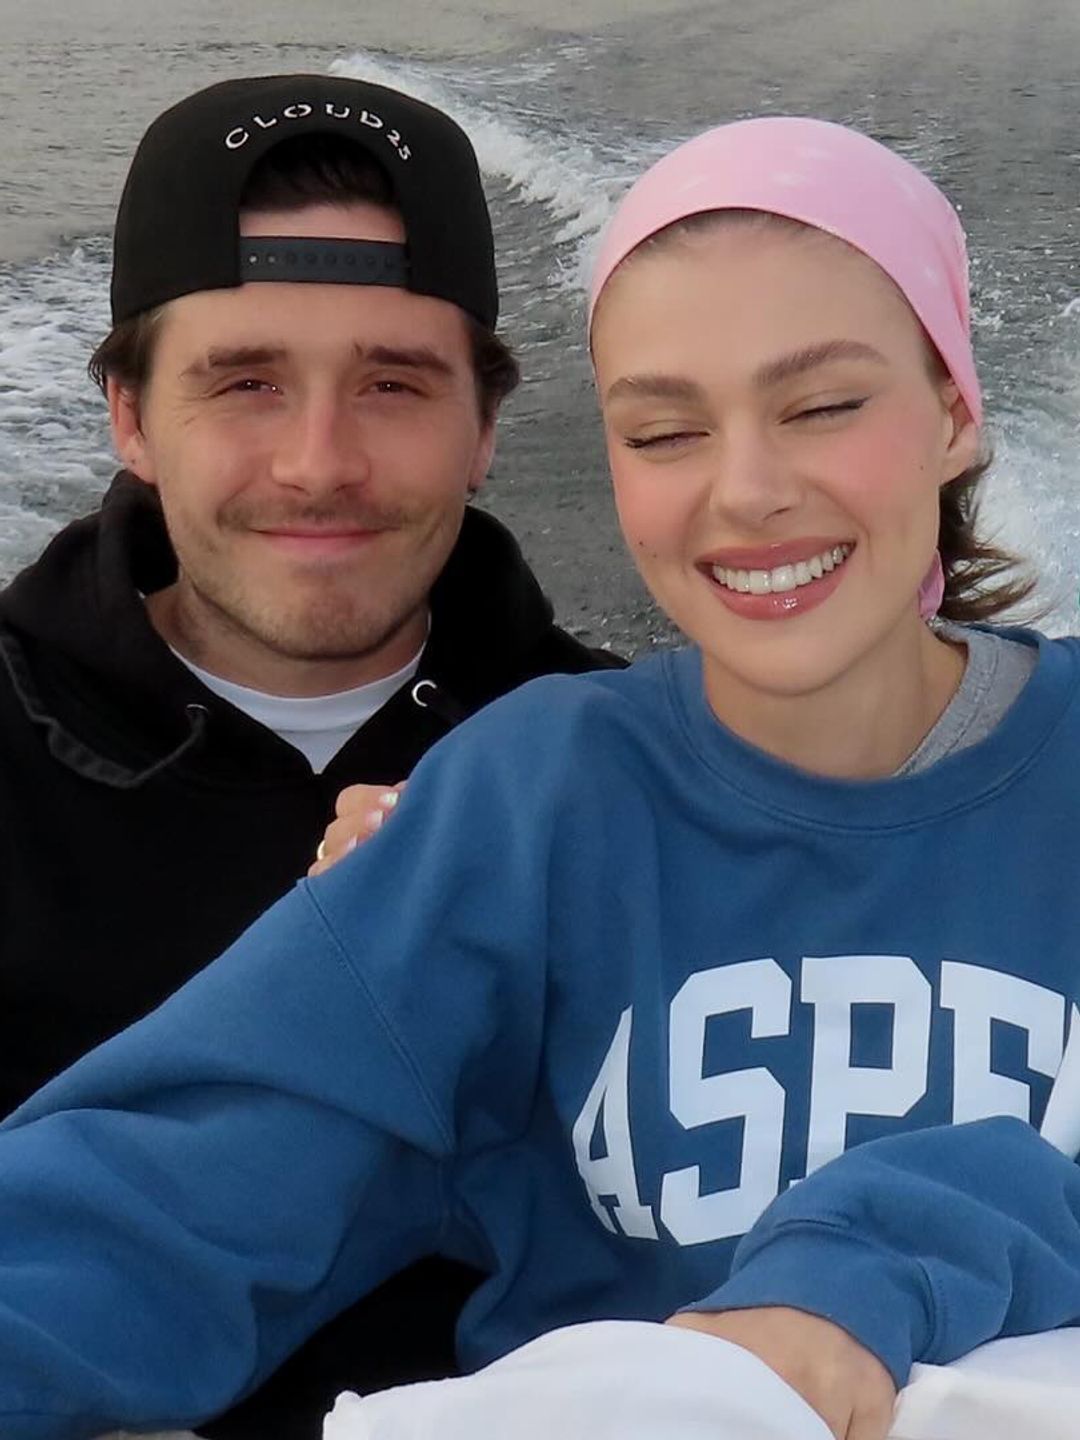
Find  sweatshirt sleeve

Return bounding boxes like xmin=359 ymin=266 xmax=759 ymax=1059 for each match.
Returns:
xmin=686 ymin=1117 xmax=1080 ymax=1386
xmin=0 ymin=707 xmax=554 ymax=1440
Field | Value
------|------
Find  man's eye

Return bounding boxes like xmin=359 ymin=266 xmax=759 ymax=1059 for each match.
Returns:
xmin=791 ymin=398 xmax=867 ymax=422
xmin=371 ymin=379 xmax=419 ymax=396
xmin=224 ymin=378 xmax=278 ymax=395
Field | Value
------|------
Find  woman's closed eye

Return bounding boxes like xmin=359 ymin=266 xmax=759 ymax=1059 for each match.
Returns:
xmin=623 ymin=429 xmax=707 ymax=451
xmin=788 ymin=397 xmax=868 ymax=423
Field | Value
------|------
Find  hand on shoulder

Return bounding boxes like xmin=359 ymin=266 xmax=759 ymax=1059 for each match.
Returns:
xmin=308 ymin=783 xmax=405 ymax=876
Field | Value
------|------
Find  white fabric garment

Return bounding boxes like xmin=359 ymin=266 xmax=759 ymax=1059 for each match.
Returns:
xmin=171 ymin=645 xmax=424 ymax=773
xmin=895 ymin=1330 xmax=1080 ymax=1439
xmin=326 ymin=1322 xmax=831 ymax=1440
xmin=321 ymin=1320 xmax=1080 ymax=1440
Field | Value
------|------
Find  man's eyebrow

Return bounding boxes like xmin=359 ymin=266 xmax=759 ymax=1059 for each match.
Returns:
xmin=181 ymin=344 xmax=457 ymax=382
xmin=605 ymin=374 xmax=707 ymax=405
xmin=359 ymin=344 xmax=455 ymax=376
xmin=753 ymin=340 xmax=887 ymax=389
xmin=181 ymin=346 xmax=286 ymax=380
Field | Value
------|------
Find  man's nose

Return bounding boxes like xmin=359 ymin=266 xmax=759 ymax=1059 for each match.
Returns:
xmin=270 ymin=398 xmax=369 ymax=494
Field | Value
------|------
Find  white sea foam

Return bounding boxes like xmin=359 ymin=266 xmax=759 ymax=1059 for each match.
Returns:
xmin=0 ymin=238 xmax=114 ymax=579
xmin=981 ymin=422 xmax=1077 ymax=635
xmin=0 ymin=499 xmax=61 ymax=581
xmin=984 ymin=301 xmax=1080 ymax=636
xmin=331 ymin=50 xmax=643 ymax=248
xmin=968 ymin=282 xmax=1080 ymax=636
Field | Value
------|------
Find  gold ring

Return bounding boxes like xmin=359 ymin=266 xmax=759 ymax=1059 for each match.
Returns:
xmin=316 ymin=839 xmax=327 ymax=863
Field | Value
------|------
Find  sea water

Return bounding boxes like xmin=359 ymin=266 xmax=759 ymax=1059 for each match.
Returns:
xmin=2 ymin=0 xmax=1079 ymax=650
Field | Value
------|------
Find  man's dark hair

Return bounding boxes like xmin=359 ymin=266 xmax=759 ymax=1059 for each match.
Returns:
xmin=90 ymin=133 xmax=520 ymax=422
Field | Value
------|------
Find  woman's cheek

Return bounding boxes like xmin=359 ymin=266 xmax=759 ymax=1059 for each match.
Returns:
xmin=836 ymin=404 xmax=945 ymax=506
xmin=611 ymin=471 xmax=678 ymax=562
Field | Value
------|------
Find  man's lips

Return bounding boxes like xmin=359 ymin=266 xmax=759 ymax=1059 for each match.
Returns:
xmin=250 ymin=526 xmax=389 ymax=557
xmin=256 ymin=527 xmax=381 ymax=538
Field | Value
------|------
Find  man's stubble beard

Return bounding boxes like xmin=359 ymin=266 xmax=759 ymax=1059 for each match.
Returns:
xmin=181 ymin=546 xmax=439 ymax=664
xmin=174 ymin=527 xmax=453 ymax=667
xmin=159 ymin=486 xmax=466 ymax=667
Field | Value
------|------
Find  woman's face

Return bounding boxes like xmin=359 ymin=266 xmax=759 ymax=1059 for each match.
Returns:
xmin=591 ymin=219 xmax=979 ymax=702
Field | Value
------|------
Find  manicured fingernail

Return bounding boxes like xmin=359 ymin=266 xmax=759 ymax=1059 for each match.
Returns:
xmin=379 ymin=791 xmax=400 ymax=809
xmin=365 ymin=809 xmax=385 ymax=831
xmin=345 ymin=836 xmax=358 ymax=854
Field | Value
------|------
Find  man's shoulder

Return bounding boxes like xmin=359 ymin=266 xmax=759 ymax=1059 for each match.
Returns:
xmin=449 ymin=651 xmax=673 ymax=764
xmin=428 ymin=509 xmax=629 ymax=699
xmin=0 ymin=473 xmax=170 ymax=638
xmin=517 ymin=624 xmax=628 ymax=683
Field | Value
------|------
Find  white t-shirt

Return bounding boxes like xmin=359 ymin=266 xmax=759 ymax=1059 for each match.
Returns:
xmin=172 ymin=647 xmax=424 ymax=773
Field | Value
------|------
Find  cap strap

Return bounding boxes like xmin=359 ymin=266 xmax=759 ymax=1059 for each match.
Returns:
xmin=239 ymin=237 xmax=410 ymax=287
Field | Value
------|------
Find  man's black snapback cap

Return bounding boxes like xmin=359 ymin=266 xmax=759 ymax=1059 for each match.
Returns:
xmin=111 ymin=74 xmax=498 ymax=328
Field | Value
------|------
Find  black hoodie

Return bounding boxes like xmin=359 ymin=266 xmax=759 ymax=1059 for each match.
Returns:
xmin=0 ymin=472 xmax=623 ymax=1439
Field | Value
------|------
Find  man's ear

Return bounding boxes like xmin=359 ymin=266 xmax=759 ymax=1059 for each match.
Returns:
xmin=940 ymin=380 xmax=980 ymax=484
xmin=466 ymin=417 xmax=497 ymax=497
xmin=107 ymin=378 xmax=157 ymax=485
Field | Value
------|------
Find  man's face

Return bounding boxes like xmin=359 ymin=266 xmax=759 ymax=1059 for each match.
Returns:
xmin=110 ymin=201 xmax=494 ymax=693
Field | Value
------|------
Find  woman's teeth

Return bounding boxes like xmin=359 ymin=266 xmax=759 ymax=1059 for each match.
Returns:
xmin=711 ymin=544 xmax=853 ymax=595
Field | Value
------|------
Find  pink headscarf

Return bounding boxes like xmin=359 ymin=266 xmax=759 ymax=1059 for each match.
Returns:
xmin=588 ymin=116 xmax=982 ymax=427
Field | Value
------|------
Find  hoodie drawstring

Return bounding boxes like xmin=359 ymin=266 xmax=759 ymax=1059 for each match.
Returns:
xmin=410 ymin=679 xmax=470 ymax=729
xmin=0 ymin=627 xmax=211 ymax=789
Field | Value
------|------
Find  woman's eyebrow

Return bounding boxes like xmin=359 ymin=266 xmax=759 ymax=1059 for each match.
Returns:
xmin=605 ymin=341 xmax=887 ymax=406
xmin=605 ymin=374 xmax=706 ymax=405
xmin=753 ymin=340 xmax=888 ymax=389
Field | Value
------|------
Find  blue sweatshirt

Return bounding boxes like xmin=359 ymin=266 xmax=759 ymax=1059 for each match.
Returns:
xmin=3 ymin=630 xmax=1080 ymax=1438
